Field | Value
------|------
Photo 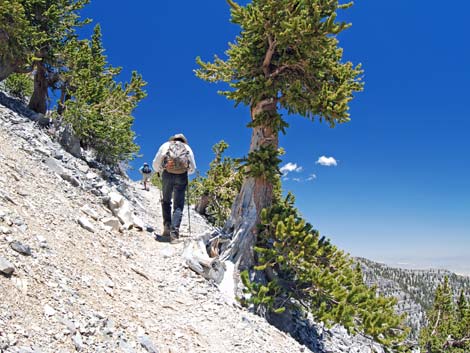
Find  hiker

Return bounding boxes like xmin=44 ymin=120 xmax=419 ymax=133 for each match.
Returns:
xmin=152 ymin=133 xmax=196 ymax=243
xmin=139 ymin=162 xmax=152 ymax=191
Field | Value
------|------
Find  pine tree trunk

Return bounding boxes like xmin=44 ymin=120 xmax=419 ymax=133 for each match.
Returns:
xmin=28 ymin=62 xmax=48 ymax=114
xmin=222 ymin=98 xmax=278 ymax=270
xmin=57 ymin=85 xmax=70 ymax=115
xmin=0 ymin=32 xmax=15 ymax=81
xmin=195 ymin=194 xmax=210 ymax=216
xmin=0 ymin=54 xmax=31 ymax=82
xmin=0 ymin=61 xmax=15 ymax=82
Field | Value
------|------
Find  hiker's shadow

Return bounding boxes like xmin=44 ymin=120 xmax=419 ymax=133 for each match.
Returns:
xmin=267 ymin=309 xmax=324 ymax=352
xmin=154 ymin=233 xmax=171 ymax=243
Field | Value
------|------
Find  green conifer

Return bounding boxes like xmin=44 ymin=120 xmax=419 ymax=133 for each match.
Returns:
xmin=419 ymin=276 xmax=470 ymax=352
xmin=196 ymin=0 xmax=363 ymax=270
xmin=242 ymin=193 xmax=408 ymax=350
xmin=0 ymin=0 xmax=40 ymax=80
xmin=2 ymin=73 xmax=33 ymax=100
xmin=190 ymin=141 xmax=243 ymax=226
xmin=60 ymin=25 xmax=146 ymax=163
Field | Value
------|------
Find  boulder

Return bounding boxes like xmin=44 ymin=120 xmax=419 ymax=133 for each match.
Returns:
xmin=107 ymin=192 xmax=133 ymax=229
xmin=58 ymin=123 xmax=81 ymax=158
xmin=132 ymin=214 xmax=145 ymax=231
xmin=138 ymin=335 xmax=158 ymax=353
xmin=78 ymin=217 xmax=95 ymax=233
xmin=80 ymin=205 xmax=100 ymax=221
xmin=44 ymin=157 xmax=65 ymax=176
xmin=43 ymin=304 xmax=56 ymax=316
xmin=102 ymin=217 xmax=121 ymax=232
xmin=30 ymin=113 xmax=51 ymax=128
xmin=60 ymin=172 xmax=80 ymax=187
xmin=10 ymin=241 xmax=32 ymax=256
xmin=0 ymin=225 xmax=11 ymax=234
xmin=0 ymin=256 xmax=15 ymax=275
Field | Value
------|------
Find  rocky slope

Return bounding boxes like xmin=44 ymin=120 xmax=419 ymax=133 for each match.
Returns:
xmin=358 ymin=257 xmax=470 ymax=342
xmin=0 ymin=94 xmax=308 ymax=353
xmin=0 ymin=93 xmax=392 ymax=353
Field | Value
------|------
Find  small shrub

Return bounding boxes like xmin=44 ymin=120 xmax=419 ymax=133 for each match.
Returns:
xmin=189 ymin=141 xmax=243 ymax=227
xmin=3 ymin=73 xmax=33 ymax=100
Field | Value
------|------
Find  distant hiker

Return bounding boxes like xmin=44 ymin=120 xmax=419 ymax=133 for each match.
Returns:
xmin=139 ymin=162 xmax=153 ymax=191
xmin=152 ymin=133 xmax=196 ymax=243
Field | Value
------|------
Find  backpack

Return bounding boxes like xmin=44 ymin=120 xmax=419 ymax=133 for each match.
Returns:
xmin=142 ymin=165 xmax=151 ymax=174
xmin=164 ymin=141 xmax=190 ymax=174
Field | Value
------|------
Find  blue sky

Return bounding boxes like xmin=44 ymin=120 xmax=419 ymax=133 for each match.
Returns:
xmin=79 ymin=1 xmax=470 ymax=272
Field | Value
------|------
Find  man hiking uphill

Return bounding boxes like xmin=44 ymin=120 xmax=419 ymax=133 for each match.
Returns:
xmin=153 ymin=133 xmax=196 ymax=243
xmin=139 ymin=162 xmax=152 ymax=191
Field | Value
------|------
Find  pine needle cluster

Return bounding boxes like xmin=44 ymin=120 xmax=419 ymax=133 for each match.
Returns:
xmin=2 ymin=73 xmax=33 ymax=100
xmin=190 ymin=141 xmax=243 ymax=227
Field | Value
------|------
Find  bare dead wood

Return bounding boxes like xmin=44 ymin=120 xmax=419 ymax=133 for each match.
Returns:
xmin=443 ymin=336 xmax=470 ymax=349
xmin=195 ymin=194 xmax=210 ymax=215
xmin=262 ymin=35 xmax=277 ymax=77
xmin=209 ymin=238 xmax=220 ymax=257
xmin=221 ymin=98 xmax=278 ymax=274
xmin=431 ymin=309 xmax=441 ymax=336
xmin=130 ymin=266 xmax=150 ymax=280
xmin=183 ymin=233 xmax=226 ymax=284
xmin=269 ymin=63 xmax=306 ymax=79
xmin=28 ymin=61 xmax=48 ymax=114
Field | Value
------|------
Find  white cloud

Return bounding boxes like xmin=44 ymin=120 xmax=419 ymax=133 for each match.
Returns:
xmin=316 ymin=156 xmax=337 ymax=167
xmin=280 ymin=162 xmax=303 ymax=175
xmin=307 ymin=173 xmax=317 ymax=181
xmin=292 ymin=178 xmax=301 ymax=182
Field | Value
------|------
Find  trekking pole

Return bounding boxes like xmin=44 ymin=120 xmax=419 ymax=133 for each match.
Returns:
xmin=158 ymin=172 xmax=163 ymax=205
xmin=187 ymin=174 xmax=192 ymax=237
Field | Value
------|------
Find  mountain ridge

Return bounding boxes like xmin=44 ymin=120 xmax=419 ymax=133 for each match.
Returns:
xmin=357 ymin=256 xmax=470 ymax=342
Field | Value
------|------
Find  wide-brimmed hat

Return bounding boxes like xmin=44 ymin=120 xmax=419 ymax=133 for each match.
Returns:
xmin=169 ymin=133 xmax=188 ymax=144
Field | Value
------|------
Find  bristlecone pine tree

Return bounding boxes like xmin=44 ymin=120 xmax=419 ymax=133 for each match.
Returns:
xmin=1 ymin=0 xmax=146 ymax=165
xmin=0 ymin=0 xmax=38 ymax=81
xmin=196 ymin=0 xmax=363 ymax=270
xmin=59 ymin=25 xmax=146 ymax=163
xmin=0 ymin=0 xmax=90 ymax=113
xmin=419 ymin=276 xmax=470 ymax=352
xmin=27 ymin=0 xmax=90 ymax=114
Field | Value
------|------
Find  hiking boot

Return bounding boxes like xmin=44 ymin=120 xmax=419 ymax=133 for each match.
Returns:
xmin=170 ymin=228 xmax=180 ymax=244
xmin=162 ymin=223 xmax=171 ymax=237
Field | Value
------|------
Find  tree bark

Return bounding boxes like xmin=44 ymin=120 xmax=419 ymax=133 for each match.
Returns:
xmin=183 ymin=233 xmax=226 ymax=284
xmin=222 ymin=98 xmax=278 ymax=270
xmin=57 ymin=85 xmax=70 ymax=115
xmin=195 ymin=194 xmax=210 ymax=216
xmin=0 ymin=55 xmax=32 ymax=82
xmin=0 ymin=61 xmax=16 ymax=82
xmin=443 ymin=337 xmax=470 ymax=349
xmin=28 ymin=61 xmax=48 ymax=114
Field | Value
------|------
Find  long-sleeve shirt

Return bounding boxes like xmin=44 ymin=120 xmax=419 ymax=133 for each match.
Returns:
xmin=152 ymin=141 xmax=196 ymax=175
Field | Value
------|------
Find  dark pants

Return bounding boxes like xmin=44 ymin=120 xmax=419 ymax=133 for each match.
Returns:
xmin=161 ymin=170 xmax=188 ymax=230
